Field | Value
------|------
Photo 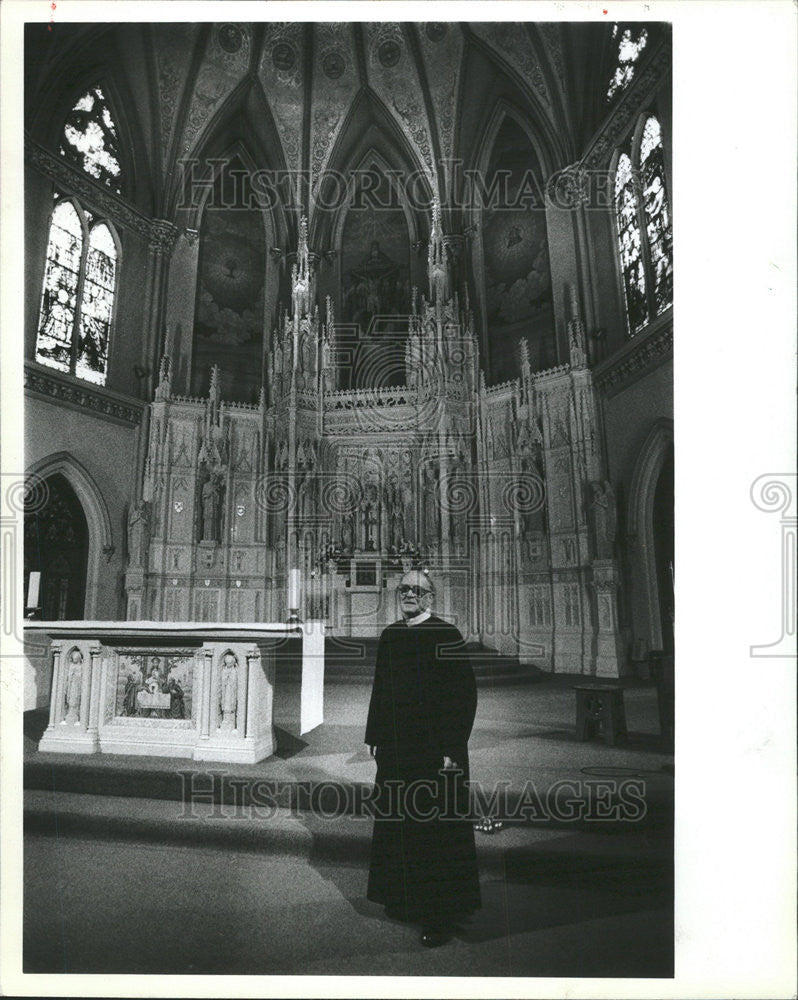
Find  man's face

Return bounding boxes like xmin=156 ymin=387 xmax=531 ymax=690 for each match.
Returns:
xmin=399 ymin=572 xmax=433 ymax=618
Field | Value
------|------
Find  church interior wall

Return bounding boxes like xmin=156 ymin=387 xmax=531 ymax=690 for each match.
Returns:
xmin=22 ymin=21 xmax=673 ymax=687
xmin=24 ymin=169 xmax=53 ymax=360
xmin=601 ymin=359 xmax=673 ymax=655
xmin=25 ymin=397 xmax=138 ymax=617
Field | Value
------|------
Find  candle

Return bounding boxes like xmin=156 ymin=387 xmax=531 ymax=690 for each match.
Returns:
xmin=288 ymin=568 xmax=301 ymax=610
xmin=27 ymin=572 xmax=40 ymax=609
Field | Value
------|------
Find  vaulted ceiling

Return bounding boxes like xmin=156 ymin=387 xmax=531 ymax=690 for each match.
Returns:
xmin=25 ymin=20 xmax=660 ymax=233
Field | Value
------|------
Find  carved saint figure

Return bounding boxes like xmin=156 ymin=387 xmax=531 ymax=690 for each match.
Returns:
xmin=219 ymin=652 xmax=238 ymax=731
xmin=341 ymin=512 xmax=354 ymax=553
xmin=590 ymin=480 xmax=617 ymax=559
xmin=127 ymin=499 xmax=150 ymax=567
xmin=423 ymin=464 xmax=439 ymax=543
xmin=201 ymin=476 xmax=221 ymax=542
xmin=391 ymin=502 xmax=404 ymax=550
xmin=64 ymin=649 xmax=83 ymax=724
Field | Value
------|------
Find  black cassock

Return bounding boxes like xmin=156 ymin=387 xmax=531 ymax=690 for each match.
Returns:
xmin=364 ymin=615 xmax=481 ymax=924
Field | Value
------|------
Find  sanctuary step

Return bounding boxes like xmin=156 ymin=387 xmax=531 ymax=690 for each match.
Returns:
xmin=274 ymin=636 xmax=545 ymax=686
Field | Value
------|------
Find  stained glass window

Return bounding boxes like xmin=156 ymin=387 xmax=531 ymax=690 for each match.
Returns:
xmin=614 ymin=154 xmax=648 ymax=335
xmin=35 ymin=201 xmax=119 ymax=385
xmin=59 ymin=85 xmax=122 ymax=192
xmin=606 ymin=25 xmax=649 ymax=102
xmin=76 ymin=224 xmax=117 ymax=384
xmin=640 ymin=116 xmax=673 ymax=315
xmin=35 ymin=201 xmax=83 ymax=373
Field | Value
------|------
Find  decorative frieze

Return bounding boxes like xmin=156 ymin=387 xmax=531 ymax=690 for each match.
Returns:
xmin=593 ymin=317 xmax=673 ymax=396
xmin=25 ymin=135 xmax=179 ymax=251
xmin=25 ymin=362 xmax=145 ymax=426
xmin=580 ymin=39 xmax=672 ymax=170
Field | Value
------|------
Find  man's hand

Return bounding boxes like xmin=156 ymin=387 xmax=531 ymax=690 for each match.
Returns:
xmin=369 ymin=745 xmax=377 ymax=757
xmin=443 ymin=755 xmax=458 ymax=770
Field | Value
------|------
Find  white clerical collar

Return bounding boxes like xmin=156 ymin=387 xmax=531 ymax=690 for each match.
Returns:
xmin=405 ymin=610 xmax=431 ymax=626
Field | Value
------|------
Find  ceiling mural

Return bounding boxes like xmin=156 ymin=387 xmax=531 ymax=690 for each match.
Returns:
xmin=310 ymin=24 xmax=359 ymax=199
xmin=471 ymin=23 xmax=551 ymax=110
xmin=155 ymin=24 xmax=200 ymax=165
xmin=258 ymin=22 xmax=305 ymax=175
xmin=191 ymin=164 xmax=266 ymax=402
xmin=180 ymin=24 xmax=251 ymax=157
xmin=28 ymin=21 xmax=617 ymax=224
xmin=364 ymin=23 xmax=436 ymax=186
xmin=536 ymin=23 xmax=566 ymax=91
xmin=482 ymin=115 xmax=554 ymax=380
xmin=417 ymin=23 xmax=463 ymax=162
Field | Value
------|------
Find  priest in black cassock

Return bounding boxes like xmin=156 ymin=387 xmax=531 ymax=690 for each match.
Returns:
xmin=365 ymin=569 xmax=481 ymax=947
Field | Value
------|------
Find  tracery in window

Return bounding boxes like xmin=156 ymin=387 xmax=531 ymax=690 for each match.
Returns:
xmin=606 ymin=24 xmax=649 ymax=102
xmin=614 ymin=153 xmax=648 ymax=335
xmin=59 ymin=85 xmax=122 ymax=192
xmin=35 ymin=200 xmax=119 ymax=385
xmin=35 ymin=201 xmax=83 ymax=373
xmin=640 ymin=116 xmax=673 ymax=315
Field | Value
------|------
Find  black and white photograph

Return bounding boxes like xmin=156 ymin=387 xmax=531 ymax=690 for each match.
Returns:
xmin=0 ymin=2 xmax=795 ymax=997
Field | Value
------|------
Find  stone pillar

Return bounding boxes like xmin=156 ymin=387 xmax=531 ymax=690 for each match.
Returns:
xmin=199 ymin=648 xmax=213 ymax=741
xmin=45 ymin=642 xmax=63 ymax=730
xmin=591 ymin=559 xmax=626 ymax=677
xmin=143 ymin=220 xmax=179 ymax=398
xmin=86 ymin=645 xmax=103 ymax=741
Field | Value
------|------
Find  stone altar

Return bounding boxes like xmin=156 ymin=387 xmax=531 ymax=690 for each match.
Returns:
xmin=28 ymin=621 xmax=322 ymax=763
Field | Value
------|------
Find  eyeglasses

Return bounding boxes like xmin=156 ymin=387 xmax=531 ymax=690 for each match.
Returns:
xmin=398 ymin=585 xmax=431 ymax=597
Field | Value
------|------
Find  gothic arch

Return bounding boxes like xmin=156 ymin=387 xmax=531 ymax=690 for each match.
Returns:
xmin=472 ymin=99 xmax=555 ymax=198
xmin=173 ymin=85 xmax=290 ymax=244
xmin=313 ymin=88 xmax=435 ymax=245
xmin=328 ymin=146 xmax=419 ymax=254
xmin=32 ymin=53 xmax=155 ymax=212
xmin=26 ymin=452 xmax=114 ymax=619
xmin=627 ymin=418 xmax=673 ymax=649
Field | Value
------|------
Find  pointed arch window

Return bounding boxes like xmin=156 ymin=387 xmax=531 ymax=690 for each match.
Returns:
xmin=613 ymin=115 xmax=672 ymax=337
xmin=639 ymin=116 xmax=673 ymax=316
xmin=606 ymin=24 xmax=649 ymax=103
xmin=59 ymin=85 xmax=122 ymax=193
xmin=35 ymin=199 xmax=119 ymax=385
xmin=614 ymin=154 xmax=648 ymax=335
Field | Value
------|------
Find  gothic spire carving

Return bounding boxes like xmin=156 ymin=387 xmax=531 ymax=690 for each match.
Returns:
xmin=427 ymin=197 xmax=449 ymax=305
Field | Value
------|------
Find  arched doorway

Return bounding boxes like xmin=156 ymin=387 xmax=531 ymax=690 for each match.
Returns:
xmin=24 ymin=473 xmax=89 ymax=619
xmin=652 ymin=444 xmax=674 ymax=653
xmin=627 ymin=419 xmax=674 ymax=652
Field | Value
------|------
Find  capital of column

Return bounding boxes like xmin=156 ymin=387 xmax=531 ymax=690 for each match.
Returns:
xmin=148 ymin=219 xmax=180 ymax=256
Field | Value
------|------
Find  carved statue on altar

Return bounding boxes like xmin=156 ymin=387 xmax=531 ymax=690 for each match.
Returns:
xmin=340 ymin=511 xmax=354 ymax=553
xmin=127 ymin=499 xmax=151 ymax=567
xmin=451 ymin=505 xmax=466 ymax=556
xmin=64 ymin=648 xmax=83 ymax=723
xmin=422 ymin=463 xmax=440 ymax=543
xmin=219 ymin=651 xmax=238 ymax=731
xmin=362 ymin=493 xmax=379 ymax=552
xmin=590 ymin=480 xmax=617 ymax=559
xmin=201 ymin=475 xmax=222 ymax=542
xmin=390 ymin=500 xmax=404 ymax=550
